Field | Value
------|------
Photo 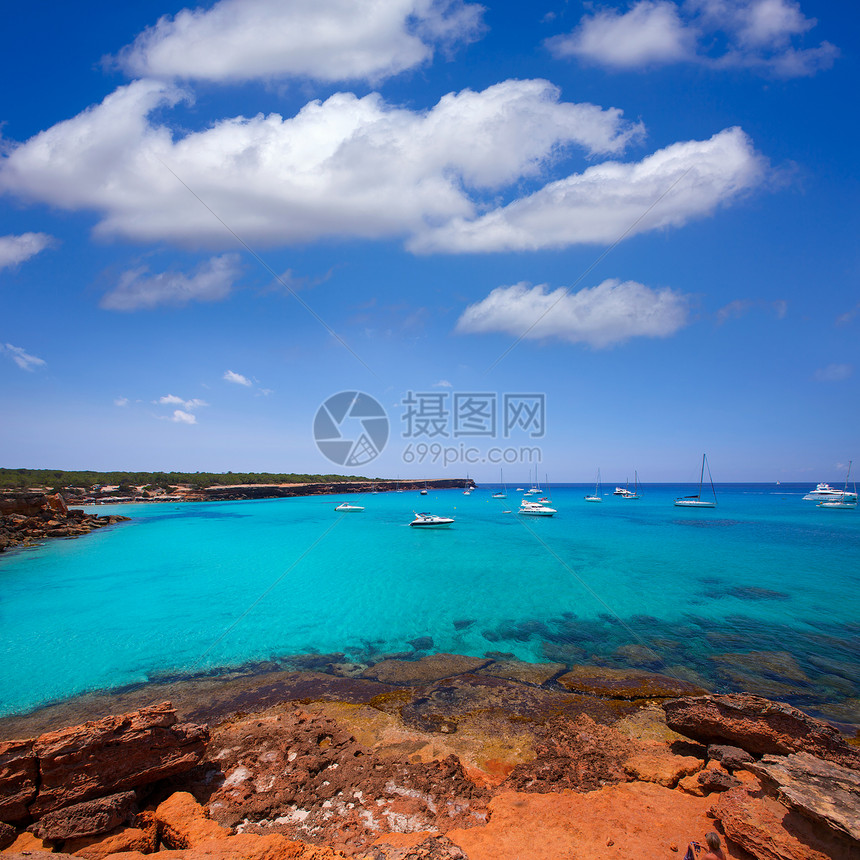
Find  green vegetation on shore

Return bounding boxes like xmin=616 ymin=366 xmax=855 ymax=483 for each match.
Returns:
xmin=0 ymin=469 xmax=369 ymax=491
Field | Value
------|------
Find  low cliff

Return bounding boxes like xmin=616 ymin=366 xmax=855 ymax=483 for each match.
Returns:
xmin=0 ymin=493 xmax=130 ymax=553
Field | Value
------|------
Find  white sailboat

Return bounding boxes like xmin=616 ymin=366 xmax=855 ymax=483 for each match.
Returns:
xmin=492 ymin=468 xmax=507 ymax=499
xmin=817 ymin=460 xmax=857 ymax=510
xmin=585 ymin=469 xmax=602 ymax=502
xmin=674 ymin=454 xmax=717 ymax=508
xmin=621 ymin=470 xmax=640 ymax=500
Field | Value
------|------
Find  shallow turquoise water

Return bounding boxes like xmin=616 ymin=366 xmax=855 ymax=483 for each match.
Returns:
xmin=1 ymin=484 xmax=858 ymax=719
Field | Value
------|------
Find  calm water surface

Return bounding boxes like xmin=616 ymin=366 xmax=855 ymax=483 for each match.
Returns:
xmin=1 ymin=484 xmax=858 ymax=723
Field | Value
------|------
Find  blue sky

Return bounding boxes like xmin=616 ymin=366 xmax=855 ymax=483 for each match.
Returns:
xmin=1 ymin=0 xmax=857 ymax=483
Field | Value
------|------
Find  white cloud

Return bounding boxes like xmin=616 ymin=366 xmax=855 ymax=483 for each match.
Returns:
xmin=1 ymin=342 xmax=47 ymax=371
xmin=547 ymin=1 xmax=696 ymax=68
xmin=836 ymin=303 xmax=860 ymax=326
xmin=115 ymin=0 xmax=485 ymax=85
xmin=814 ymin=363 xmax=852 ymax=382
xmin=100 ymin=254 xmax=240 ymax=310
xmin=224 ymin=370 xmax=253 ymax=386
xmin=155 ymin=394 xmax=208 ymax=410
xmin=412 ymin=127 xmax=765 ymax=253
xmin=549 ymin=0 xmax=837 ymax=78
xmin=717 ymin=297 xmax=787 ymax=323
xmin=0 ymin=232 xmax=54 ymax=271
xmin=0 ymin=79 xmax=646 ymax=251
xmin=170 ymin=409 xmax=197 ymax=424
xmin=114 ymin=397 xmax=129 ymax=406
xmin=456 ymin=279 xmax=690 ymax=348
xmin=432 ymin=379 xmax=452 ymax=387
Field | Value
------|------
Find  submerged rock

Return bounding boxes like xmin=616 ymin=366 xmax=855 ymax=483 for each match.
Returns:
xmin=557 ymin=665 xmax=706 ymax=699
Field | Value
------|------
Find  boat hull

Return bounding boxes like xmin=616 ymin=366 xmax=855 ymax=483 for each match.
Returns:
xmin=674 ymin=499 xmax=716 ymax=508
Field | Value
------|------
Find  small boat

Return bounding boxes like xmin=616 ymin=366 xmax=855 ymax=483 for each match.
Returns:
xmin=817 ymin=461 xmax=857 ymax=510
xmin=410 ymin=511 xmax=454 ymax=527
xmin=463 ymin=474 xmax=472 ymax=495
xmin=674 ymin=454 xmax=717 ymax=508
xmin=621 ymin=471 xmax=640 ymax=500
xmin=420 ymin=481 xmax=428 ymax=496
xmin=519 ymin=500 xmax=556 ymax=516
xmin=585 ymin=468 xmax=602 ymax=502
xmin=492 ymin=469 xmax=507 ymax=499
xmin=335 ymin=503 xmax=364 ymax=512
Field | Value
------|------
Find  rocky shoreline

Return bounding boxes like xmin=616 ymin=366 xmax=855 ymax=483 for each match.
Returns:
xmin=1 ymin=656 xmax=858 ymax=859
xmin=0 ymin=494 xmax=130 ymax=553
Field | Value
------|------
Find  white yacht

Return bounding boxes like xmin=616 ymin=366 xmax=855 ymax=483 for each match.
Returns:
xmin=518 ymin=500 xmax=557 ymax=516
xmin=803 ymin=482 xmax=857 ymax=501
xmin=335 ymin=502 xmax=364 ymax=512
xmin=410 ymin=512 xmax=454 ymax=528
xmin=816 ymin=461 xmax=858 ymax=509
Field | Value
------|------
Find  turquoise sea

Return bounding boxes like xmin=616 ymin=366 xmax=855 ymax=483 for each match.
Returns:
xmin=1 ymin=484 xmax=858 ymax=725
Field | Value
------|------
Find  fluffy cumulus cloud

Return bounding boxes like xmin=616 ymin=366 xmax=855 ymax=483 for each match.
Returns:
xmin=412 ymin=127 xmax=765 ymax=253
xmin=547 ymin=1 xmax=696 ymax=68
xmin=0 ymin=79 xmax=660 ymax=252
xmin=0 ymin=80 xmax=767 ymax=255
xmin=115 ymin=0 xmax=485 ymax=84
xmin=1 ymin=342 xmax=47 ymax=371
xmin=100 ymin=254 xmax=240 ymax=310
xmin=223 ymin=370 xmax=252 ymax=386
xmin=548 ymin=0 xmax=837 ymax=77
xmin=456 ymin=279 xmax=690 ymax=348
xmin=0 ymin=232 xmax=54 ymax=271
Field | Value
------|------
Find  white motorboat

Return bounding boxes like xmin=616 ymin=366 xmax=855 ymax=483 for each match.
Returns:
xmin=674 ymin=454 xmax=717 ymax=508
xmin=410 ymin=512 xmax=454 ymax=527
xmin=585 ymin=468 xmax=602 ymax=502
xmin=817 ymin=461 xmax=857 ymax=509
xmin=803 ymin=481 xmax=857 ymax=501
xmin=335 ymin=503 xmax=364 ymax=512
xmin=518 ymin=500 xmax=556 ymax=516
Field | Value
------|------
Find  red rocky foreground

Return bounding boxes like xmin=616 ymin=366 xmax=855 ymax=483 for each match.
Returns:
xmin=0 ymin=494 xmax=129 ymax=552
xmin=1 ymin=671 xmax=859 ymax=859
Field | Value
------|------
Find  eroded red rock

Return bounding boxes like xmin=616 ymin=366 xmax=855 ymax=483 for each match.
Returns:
xmin=0 ymin=738 xmax=37 ymax=822
xmin=195 ymin=706 xmax=489 ymax=855
xmin=30 ymin=702 xmax=208 ymax=816
xmin=712 ymin=785 xmax=857 ymax=860
xmin=28 ymin=790 xmax=137 ymax=841
xmin=663 ymin=694 xmax=860 ymax=768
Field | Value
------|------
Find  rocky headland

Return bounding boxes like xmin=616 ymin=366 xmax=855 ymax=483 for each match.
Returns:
xmin=1 ymin=656 xmax=858 ymax=860
xmin=0 ymin=494 xmax=130 ymax=553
